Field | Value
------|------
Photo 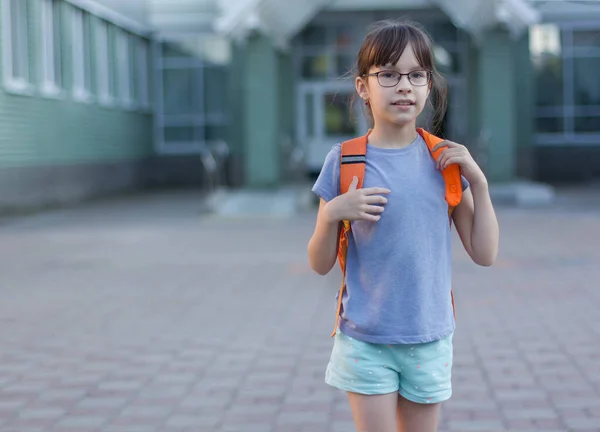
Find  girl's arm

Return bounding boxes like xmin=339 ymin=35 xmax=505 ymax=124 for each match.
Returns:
xmin=307 ymin=199 xmax=341 ymax=275
xmin=433 ymin=140 xmax=499 ymax=266
xmin=451 ymin=180 xmax=499 ymax=266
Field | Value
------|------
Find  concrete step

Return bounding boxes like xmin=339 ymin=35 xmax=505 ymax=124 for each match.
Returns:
xmin=205 ymin=184 xmax=314 ymax=218
xmin=489 ymin=181 xmax=555 ymax=207
xmin=207 ymin=180 xmax=559 ymax=218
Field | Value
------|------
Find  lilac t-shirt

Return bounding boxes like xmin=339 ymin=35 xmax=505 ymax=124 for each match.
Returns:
xmin=312 ymin=133 xmax=469 ymax=344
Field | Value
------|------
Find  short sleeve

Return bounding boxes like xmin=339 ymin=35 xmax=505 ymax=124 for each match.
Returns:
xmin=461 ymin=175 xmax=470 ymax=191
xmin=311 ymin=144 xmax=341 ymax=202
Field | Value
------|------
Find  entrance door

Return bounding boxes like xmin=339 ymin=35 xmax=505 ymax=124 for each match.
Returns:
xmin=298 ymin=82 xmax=368 ymax=174
xmin=154 ymin=41 xmax=206 ymax=155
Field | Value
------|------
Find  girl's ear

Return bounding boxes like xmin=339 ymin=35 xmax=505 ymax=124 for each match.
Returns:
xmin=355 ymin=76 xmax=369 ymax=101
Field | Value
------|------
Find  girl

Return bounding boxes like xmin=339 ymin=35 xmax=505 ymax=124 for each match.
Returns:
xmin=307 ymin=20 xmax=499 ymax=432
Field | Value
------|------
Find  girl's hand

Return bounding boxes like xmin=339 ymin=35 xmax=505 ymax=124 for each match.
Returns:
xmin=432 ymin=140 xmax=487 ymax=186
xmin=325 ymin=176 xmax=390 ymax=223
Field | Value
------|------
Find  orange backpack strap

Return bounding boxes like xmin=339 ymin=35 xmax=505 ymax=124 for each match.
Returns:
xmin=416 ymin=128 xmax=463 ymax=211
xmin=332 ymin=131 xmax=369 ymax=337
xmin=339 ymin=132 xmax=369 ymax=194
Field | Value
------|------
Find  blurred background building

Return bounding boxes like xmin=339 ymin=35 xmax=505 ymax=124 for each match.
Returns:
xmin=0 ymin=0 xmax=598 ymax=211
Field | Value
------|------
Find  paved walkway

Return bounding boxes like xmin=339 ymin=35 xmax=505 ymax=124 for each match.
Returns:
xmin=0 ymin=188 xmax=599 ymax=432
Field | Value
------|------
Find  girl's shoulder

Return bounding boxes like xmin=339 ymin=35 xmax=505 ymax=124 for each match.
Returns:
xmin=323 ymin=143 xmax=343 ymax=169
xmin=312 ymin=143 xmax=343 ymax=202
xmin=328 ymin=143 xmax=342 ymax=157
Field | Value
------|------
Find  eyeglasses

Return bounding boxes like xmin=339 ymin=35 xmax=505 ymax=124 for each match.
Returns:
xmin=364 ymin=70 xmax=431 ymax=87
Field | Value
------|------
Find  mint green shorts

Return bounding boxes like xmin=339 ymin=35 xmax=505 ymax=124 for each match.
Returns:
xmin=325 ymin=329 xmax=453 ymax=404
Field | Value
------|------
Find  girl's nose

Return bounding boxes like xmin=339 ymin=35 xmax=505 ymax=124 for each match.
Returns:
xmin=396 ymin=76 xmax=412 ymax=92
xmin=396 ymin=84 xmax=412 ymax=93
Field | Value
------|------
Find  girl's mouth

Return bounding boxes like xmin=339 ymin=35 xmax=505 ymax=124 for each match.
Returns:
xmin=391 ymin=100 xmax=415 ymax=110
xmin=391 ymin=100 xmax=415 ymax=106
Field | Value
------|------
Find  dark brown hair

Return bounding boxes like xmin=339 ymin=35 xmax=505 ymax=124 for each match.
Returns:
xmin=354 ymin=19 xmax=448 ymax=136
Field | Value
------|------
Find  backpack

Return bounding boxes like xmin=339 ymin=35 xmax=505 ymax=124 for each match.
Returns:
xmin=331 ymin=128 xmax=463 ymax=337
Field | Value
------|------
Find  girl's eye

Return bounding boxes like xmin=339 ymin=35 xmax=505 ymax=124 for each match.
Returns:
xmin=381 ymin=72 xmax=396 ymax=79
xmin=411 ymin=72 xmax=424 ymax=78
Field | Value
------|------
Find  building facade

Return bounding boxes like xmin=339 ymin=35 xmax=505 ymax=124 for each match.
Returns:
xmin=0 ymin=0 xmax=157 ymax=210
xmin=2 ymin=0 xmax=598 ymax=212
xmin=224 ymin=0 xmax=600 ymax=187
xmin=530 ymin=1 xmax=600 ymax=182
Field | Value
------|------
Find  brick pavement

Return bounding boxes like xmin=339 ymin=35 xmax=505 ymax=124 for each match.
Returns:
xmin=0 ymin=190 xmax=599 ymax=431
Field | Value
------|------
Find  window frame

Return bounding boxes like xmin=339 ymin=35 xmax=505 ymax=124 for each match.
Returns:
xmin=533 ymin=22 xmax=600 ymax=146
xmin=136 ymin=37 xmax=152 ymax=111
xmin=71 ymin=6 xmax=93 ymax=102
xmin=116 ymin=28 xmax=134 ymax=108
xmin=95 ymin=18 xmax=112 ymax=106
xmin=1 ymin=0 xmax=33 ymax=95
xmin=40 ymin=0 xmax=63 ymax=97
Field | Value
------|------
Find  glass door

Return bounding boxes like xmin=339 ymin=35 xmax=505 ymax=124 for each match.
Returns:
xmin=299 ymin=82 xmax=368 ymax=173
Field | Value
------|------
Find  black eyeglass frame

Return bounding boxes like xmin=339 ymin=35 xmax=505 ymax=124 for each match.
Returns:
xmin=363 ymin=70 xmax=432 ymax=87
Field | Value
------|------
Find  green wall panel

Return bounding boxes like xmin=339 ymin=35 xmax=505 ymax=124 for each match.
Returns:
xmin=478 ymin=29 xmax=517 ymax=182
xmin=0 ymin=0 xmax=153 ymax=168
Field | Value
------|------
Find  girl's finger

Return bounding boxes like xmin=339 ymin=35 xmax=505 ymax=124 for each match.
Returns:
xmin=363 ymin=205 xmax=384 ymax=214
xmin=432 ymin=140 xmax=457 ymax=152
xmin=362 ymin=187 xmax=391 ymax=195
xmin=436 ymin=148 xmax=452 ymax=167
xmin=441 ymin=156 xmax=462 ymax=170
xmin=437 ymin=149 xmax=461 ymax=169
xmin=361 ymin=213 xmax=381 ymax=222
xmin=437 ymin=152 xmax=450 ymax=170
xmin=364 ymin=195 xmax=388 ymax=205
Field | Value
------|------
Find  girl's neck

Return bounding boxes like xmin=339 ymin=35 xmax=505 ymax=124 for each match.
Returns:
xmin=368 ymin=122 xmax=418 ymax=149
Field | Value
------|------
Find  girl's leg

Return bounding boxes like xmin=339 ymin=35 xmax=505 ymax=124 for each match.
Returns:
xmin=396 ymin=394 xmax=441 ymax=432
xmin=347 ymin=391 xmax=398 ymax=432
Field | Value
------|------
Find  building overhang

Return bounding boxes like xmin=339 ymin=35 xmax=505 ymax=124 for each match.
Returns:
xmin=215 ymin=0 xmax=335 ymax=48
xmin=167 ymin=0 xmax=600 ymax=49
xmin=528 ymin=0 xmax=600 ymax=22
xmin=433 ymin=0 xmax=540 ymax=41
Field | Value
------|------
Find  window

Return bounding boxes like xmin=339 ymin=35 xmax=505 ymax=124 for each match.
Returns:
xmin=532 ymin=24 xmax=600 ymax=142
xmin=297 ymin=24 xmax=359 ymax=80
xmin=40 ymin=0 xmax=62 ymax=95
xmin=136 ymin=38 xmax=151 ymax=109
xmin=95 ymin=19 xmax=111 ymax=104
xmin=72 ymin=7 xmax=92 ymax=101
xmin=2 ymin=0 xmax=31 ymax=93
xmin=573 ymin=57 xmax=600 ymax=106
xmin=92 ymin=17 xmax=153 ymax=110
xmin=296 ymin=20 xmax=463 ymax=80
xmin=116 ymin=29 xmax=133 ymax=107
xmin=324 ymin=92 xmax=356 ymax=136
xmin=573 ymin=30 xmax=600 ymax=51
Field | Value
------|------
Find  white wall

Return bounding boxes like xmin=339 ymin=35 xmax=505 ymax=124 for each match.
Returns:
xmin=147 ymin=0 xmax=220 ymax=35
xmin=527 ymin=0 xmax=600 ymax=21
xmin=92 ymin=0 xmax=149 ymax=24
xmin=80 ymin=0 xmax=221 ymax=34
xmin=327 ymin=0 xmax=430 ymax=11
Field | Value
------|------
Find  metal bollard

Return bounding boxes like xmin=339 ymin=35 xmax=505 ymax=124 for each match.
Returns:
xmin=210 ymin=140 xmax=230 ymax=188
xmin=199 ymin=147 xmax=218 ymax=193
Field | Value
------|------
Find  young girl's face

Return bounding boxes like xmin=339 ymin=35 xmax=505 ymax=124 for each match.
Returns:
xmin=357 ymin=42 xmax=430 ymax=129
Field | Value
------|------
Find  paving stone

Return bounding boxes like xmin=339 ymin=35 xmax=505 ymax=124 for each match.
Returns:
xmin=0 ymin=191 xmax=598 ymax=431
